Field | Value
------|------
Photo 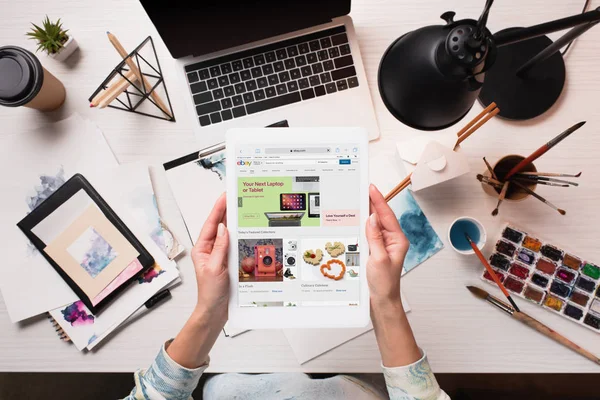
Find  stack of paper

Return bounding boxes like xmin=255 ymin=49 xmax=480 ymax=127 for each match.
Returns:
xmin=0 ymin=115 xmax=183 ymax=351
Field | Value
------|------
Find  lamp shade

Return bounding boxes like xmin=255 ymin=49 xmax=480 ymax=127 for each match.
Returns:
xmin=378 ymin=15 xmax=493 ymax=131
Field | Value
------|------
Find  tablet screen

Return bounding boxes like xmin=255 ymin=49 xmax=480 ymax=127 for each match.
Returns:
xmin=234 ymin=143 xmax=362 ymax=308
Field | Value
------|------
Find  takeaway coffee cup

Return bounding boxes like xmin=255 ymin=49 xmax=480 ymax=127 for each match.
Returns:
xmin=0 ymin=46 xmax=66 ymax=111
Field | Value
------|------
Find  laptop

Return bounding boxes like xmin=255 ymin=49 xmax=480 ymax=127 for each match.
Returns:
xmin=140 ymin=0 xmax=380 ymax=147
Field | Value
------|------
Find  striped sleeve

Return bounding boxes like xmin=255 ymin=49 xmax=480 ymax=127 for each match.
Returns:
xmin=123 ymin=340 xmax=208 ymax=400
xmin=382 ymin=350 xmax=450 ymax=400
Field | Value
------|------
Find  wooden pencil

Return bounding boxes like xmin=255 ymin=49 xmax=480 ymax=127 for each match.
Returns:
xmin=90 ymin=72 xmax=136 ymax=107
xmin=454 ymin=108 xmax=499 ymax=148
xmin=96 ymin=70 xmax=138 ymax=108
xmin=384 ymin=174 xmax=411 ymax=202
xmin=106 ymin=32 xmax=173 ymax=118
xmin=456 ymin=102 xmax=497 ymax=137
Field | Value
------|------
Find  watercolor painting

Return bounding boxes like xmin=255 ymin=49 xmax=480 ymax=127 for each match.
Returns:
xmin=388 ymin=190 xmax=444 ymax=274
xmin=129 ymin=184 xmax=183 ymax=261
xmin=197 ymin=150 xmax=226 ymax=180
xmin=61 ymin=301 xmax=95 ymax=326
xmin=92 ymin=259 xmax=144 ymax=306
xmin=137 ymin=264 xmax=165 ymax=284
xmin=26 ymin=166 xmax=66 ymax=211
xmin=67 ymin=227 xmax=118 ymax=278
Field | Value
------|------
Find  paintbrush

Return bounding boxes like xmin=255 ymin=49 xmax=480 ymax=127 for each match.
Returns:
xmin=464 ymin=233 xmax=520 ymax=312
xmin=519 ymin=171 xmax=582 ymax=178
xmin=511 ymin=180 xmax=566 ymax=215
xmin=492 ymin=182 xmax=509 ymax=216
xmin=477 ymin=174 xmax=503 ymax=186
xmin=513 ymin=174 xmax=579 ymax=186
xmin=504 ymin=121 xmax=586 ymax=180
xmin=467 ymin=286 xmax=600 ymax=365
xmin=513 ymin=178 xmax=569 ymax=188
xmin=483 ymin=157 xmax=498 ymax=180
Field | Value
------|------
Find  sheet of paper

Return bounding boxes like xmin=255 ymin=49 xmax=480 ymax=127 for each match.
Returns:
xmin=164 ymin=147 xmax=226 ymax=245
xmin=283 ymin=293 xmax=410 ymax=364
xmin=0 ymin=115 xmax=119 ymax=322
xmin=86 ymin=277 xmax=181 ymax=350
xmin=396 ymin=132 xmax=460 ymax=175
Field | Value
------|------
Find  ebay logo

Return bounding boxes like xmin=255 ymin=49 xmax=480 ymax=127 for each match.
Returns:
xmin=237 ymin=160 xmax=252 ymax=167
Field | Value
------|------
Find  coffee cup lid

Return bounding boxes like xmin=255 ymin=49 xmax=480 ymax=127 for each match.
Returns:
xmin=0 ymin=46 xmax=44 ymax=107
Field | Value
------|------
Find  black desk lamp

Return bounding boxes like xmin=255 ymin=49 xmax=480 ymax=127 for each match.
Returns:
xmin=378 ymin=2 xmax=600 ymax=130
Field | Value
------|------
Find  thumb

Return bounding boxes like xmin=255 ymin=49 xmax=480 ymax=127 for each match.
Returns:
xmin=366 ymin=213 xmax=388 ymax=262
xmin=207 ymin=223 xmax=229 ymax=273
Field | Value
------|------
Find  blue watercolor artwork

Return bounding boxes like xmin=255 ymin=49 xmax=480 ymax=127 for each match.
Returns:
xmin=68 ymin=227 xmax=118 ymax=278
xmin=27 ymin=166 xmax=66 ymax=211
xmin=197 ymin=151 xmax=226 ymax=180
xmin=387 ymin=190 xmax=444 ymax=274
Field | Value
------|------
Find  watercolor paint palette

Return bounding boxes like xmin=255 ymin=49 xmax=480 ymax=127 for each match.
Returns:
xmin=481 ymin=224 xmax=600 ymax=333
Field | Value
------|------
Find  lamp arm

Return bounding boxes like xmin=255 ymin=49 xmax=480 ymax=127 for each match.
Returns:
xmin=493 ymin=7 xmax=600 ymax=47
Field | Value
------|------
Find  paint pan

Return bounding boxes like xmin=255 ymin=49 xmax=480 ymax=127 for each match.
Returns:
xmin=481 ymin=224 xmax=600 ymax=333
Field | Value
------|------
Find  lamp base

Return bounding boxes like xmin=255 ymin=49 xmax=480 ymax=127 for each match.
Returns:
xmin=478 ymin=28 xmax=565 ymax=121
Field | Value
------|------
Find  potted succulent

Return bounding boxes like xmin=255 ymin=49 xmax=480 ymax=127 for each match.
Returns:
xmin=26 ymin=16 xmax=78 ymax=62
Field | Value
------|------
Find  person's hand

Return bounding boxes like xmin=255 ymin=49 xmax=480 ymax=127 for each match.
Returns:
xmin=168 ymin=193 xmax=230 ymax=369
xmin=366 ymin=184 xmax=409 ymax=307
xmin=190 ymin=193 xmax=229 ymax=322
xmin=365 ymin=185 xmax=421 ymax=367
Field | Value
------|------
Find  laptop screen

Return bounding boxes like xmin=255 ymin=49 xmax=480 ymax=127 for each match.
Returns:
xmin=140 ymin=0 xmax=351 ymax=59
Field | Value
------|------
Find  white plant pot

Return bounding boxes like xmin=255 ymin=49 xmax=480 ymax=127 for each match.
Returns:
xmin=49 ymin=35 xmax=78 ymax=62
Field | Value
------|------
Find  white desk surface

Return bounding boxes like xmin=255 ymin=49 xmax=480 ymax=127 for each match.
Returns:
xmin=1 ymin=0 xmax=600 ymax=373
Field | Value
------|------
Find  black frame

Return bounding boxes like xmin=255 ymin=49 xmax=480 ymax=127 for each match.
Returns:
xmin=88 ymin=36 xmax=175 ymax=122
xmin=17 ymin=174 xmax=155 ymax=314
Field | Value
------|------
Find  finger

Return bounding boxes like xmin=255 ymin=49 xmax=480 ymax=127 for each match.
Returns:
xmin=206 ymin=223 xmax=230 ymax=273
xmin=365 ymin=213 xmax=389 ymax=264
xmin=369 ymin=184 xmax=401 ymax=233
xmin=195 ymin=193 xmax=227 ymax=253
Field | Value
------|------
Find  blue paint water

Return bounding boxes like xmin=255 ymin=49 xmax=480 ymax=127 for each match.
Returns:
xmin=449 ymin=219 xmax=481 ymax=251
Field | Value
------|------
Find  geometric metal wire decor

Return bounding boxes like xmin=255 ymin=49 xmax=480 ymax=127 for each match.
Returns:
xmin=88 ymin=36 xmax=175 ymax=122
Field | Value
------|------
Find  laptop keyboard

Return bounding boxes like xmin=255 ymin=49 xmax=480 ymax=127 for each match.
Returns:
xmin=184 ymin=26 xmax=359 ymax=127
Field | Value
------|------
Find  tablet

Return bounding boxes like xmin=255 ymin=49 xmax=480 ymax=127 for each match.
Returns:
xmin=226 ymin=128 xmax=370 ymax=329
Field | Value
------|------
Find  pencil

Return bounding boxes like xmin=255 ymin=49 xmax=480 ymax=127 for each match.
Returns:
xmin=384 ymin=174 xmax=411 ymax=202
xmin=106 ymin=32 xmax=173 ymax=118
xmin=95 ymin=70 xmax=138 ymax=108
xmin=456 ymin=102 xmax=497 ymax=137
xmin=454 ymin=108 xmax=499 ymax=149
xmin=90 ymin=71 xmax=137 ymax=107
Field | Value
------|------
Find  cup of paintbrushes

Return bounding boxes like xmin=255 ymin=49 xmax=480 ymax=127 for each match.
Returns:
xmin=481 ymin=155 xmax=538 ymax=201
